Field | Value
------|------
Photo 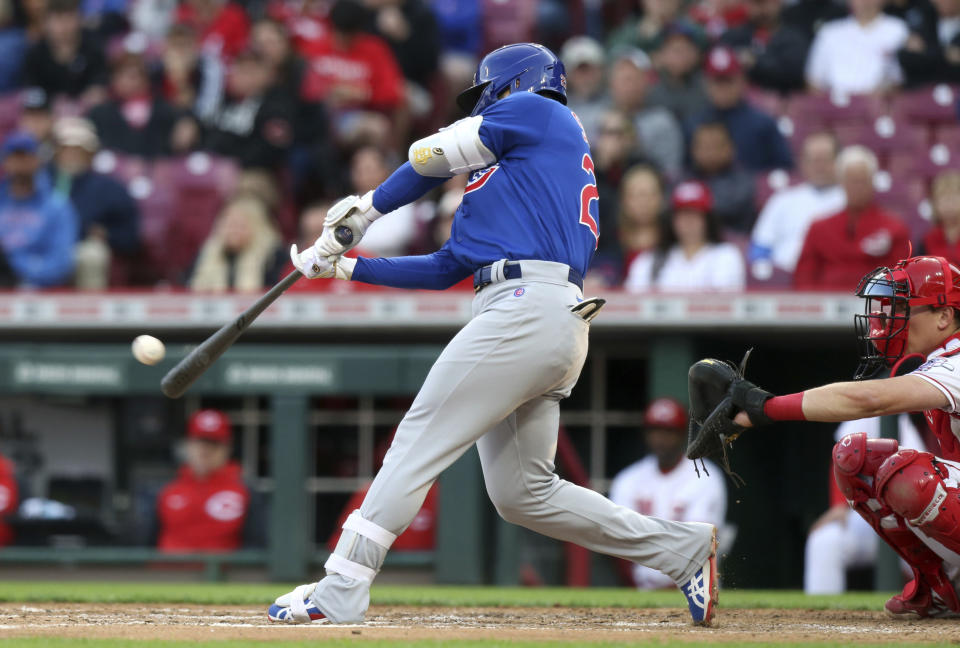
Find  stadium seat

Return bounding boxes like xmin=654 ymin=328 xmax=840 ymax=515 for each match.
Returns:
xmin=890 ymin=84 xmax=960 ymax=126
xmin=754 ymin=168 xmax=799 ymax=210
xmin=934 ymin=124 xmax=960 ymax=151
xmin=148 ymin=155 xmax=239 ymax=284
xmin=746 ymin=87 xmax=785 ymax=117
xmin=0 ymin=92 xmax=22 ymax=138
xmin=92 ymin=151 xmax=150 ymax=185
xmin=898 ymin=199 xmax=934 ymax=244
xmin=888 ymin=144 xmax=959 ymax=183
xmin=747 ymin=260 xmax=793 ymax=289
xmin=784 ymin=93 xmax=886 ymax=129
xmin=136 ymin=185 xmax=177 ymax=284
xmin=833 ymin=118 xmax=927 ymax=162
xmin=872 ymin=172 xmax=930 ymax=242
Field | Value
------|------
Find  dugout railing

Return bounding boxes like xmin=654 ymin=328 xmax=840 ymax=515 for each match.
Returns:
xmin=0 ymin=290 xmax=895 ymax=589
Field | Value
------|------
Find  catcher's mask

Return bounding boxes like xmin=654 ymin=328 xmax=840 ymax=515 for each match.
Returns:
xmin=854 ymin=256 xmax=960 ymax=380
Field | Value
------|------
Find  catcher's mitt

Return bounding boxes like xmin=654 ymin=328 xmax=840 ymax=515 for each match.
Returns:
xmin=686 ymin=349 xmax=772 ymax=486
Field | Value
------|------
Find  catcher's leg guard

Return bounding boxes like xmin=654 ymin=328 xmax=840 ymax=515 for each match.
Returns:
xmin=877 ymin=450 xmax=960 ymax=557
xmin=833 ymin=434 xmax=960 ymax=616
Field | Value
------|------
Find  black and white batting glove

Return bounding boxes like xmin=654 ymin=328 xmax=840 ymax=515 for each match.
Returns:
xmin=290 ymin=244 xmax=354 ymax=280
xmin=315 ymin=190 xmax=382 ymax=257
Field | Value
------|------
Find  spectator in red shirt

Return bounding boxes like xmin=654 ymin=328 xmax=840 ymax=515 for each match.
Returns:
xmin=0 ymin=452 xmax=18 ymax=547
xmin=267 ymin=0 xmax=330 ymax=55
xmin=300 ymin=0 xmax=404 ymax=142
xmin=794 ymin=145 xmax=911 ymax=291
xmin=156 ymin=409 xmax=252 ymax=552
xmin=921 ymin=170 xmax=960 ymax=265
xmin=176 ymin=0 xmax=250 ymax=60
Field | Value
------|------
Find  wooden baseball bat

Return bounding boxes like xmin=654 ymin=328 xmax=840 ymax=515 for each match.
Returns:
xmin=160 ymin=269 xmax=303 ymax=398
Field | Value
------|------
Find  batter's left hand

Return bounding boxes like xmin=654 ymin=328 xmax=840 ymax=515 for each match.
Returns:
xmin=733 ymin=411 xmax=754 ymax=428
xmin=315 ymin=191 xmax=382 ymax=257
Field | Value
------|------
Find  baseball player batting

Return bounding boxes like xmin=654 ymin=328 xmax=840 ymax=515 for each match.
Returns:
xmin=268 ymin=43 xmax=718 ymax=626
xmin=687 ymin=254 xmax=960 ymax=619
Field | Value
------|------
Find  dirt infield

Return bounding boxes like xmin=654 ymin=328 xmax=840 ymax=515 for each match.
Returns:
xmin=1 ymin=603 xmax=959 ymax=644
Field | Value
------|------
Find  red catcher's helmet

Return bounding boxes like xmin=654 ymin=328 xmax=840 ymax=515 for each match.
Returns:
xmin=643 ymin=397 xmax=687 ymax=430
xmin=854 ymin=255 xmax=960 ymax=379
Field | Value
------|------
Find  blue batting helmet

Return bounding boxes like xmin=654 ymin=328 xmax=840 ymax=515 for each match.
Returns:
xmin=456 ymin=43 xmax=567 ymax=116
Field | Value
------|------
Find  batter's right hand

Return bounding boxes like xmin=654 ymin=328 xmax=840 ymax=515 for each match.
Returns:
xmin=290 ymin=244 xmax=336 ymax=279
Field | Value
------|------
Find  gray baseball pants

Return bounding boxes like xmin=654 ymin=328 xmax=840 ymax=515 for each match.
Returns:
xmin=311 ymin=260 xmax=714 ymax=622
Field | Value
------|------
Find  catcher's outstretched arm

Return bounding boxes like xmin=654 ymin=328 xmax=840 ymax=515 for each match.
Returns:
xmin=735 ymin=375 xmax=949 ymax=427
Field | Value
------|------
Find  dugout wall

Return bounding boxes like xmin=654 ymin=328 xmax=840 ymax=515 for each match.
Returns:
xmin=0 ymin=290 xmax=883 ymax=589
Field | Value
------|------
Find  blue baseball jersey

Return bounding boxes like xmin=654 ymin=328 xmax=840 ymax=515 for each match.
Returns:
xmin=354 ymin=92 xmax=599 ymax=290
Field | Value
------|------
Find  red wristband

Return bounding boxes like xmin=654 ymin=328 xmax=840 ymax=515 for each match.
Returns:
xmin=764 ymin=392 xmax=806 ymax=421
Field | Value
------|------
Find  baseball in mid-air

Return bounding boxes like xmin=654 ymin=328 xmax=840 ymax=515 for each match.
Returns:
xmin=132 ymin=335 xmax=166 ymax=365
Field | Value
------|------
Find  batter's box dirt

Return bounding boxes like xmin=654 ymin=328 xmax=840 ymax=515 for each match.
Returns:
xmin=0 ymin=603 xmax=957 ymax=643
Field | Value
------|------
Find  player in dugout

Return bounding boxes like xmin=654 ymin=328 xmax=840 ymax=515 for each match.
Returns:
xmin=690 ymin=254 xmax=960 ymax=618
xmin=610 ymin=397 xmax=728 ymax=589
xmin=154 ymin=409 xmax=262 ymax=552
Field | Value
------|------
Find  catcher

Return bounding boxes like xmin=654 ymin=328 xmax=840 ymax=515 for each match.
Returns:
xmin=688 ymin=254 xmax=960 ymax=619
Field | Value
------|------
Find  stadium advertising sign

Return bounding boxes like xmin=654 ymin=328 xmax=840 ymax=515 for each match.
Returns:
xmin=13 ymin=361 xmax=123 ymax=388
xmin=223 ymin=362 xmax=335 ymax=388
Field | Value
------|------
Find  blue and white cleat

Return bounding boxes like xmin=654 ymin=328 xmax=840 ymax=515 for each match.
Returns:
xmin=267 ymin=582 xmax=328 ymax=623
xmin=679 ymin=525 xmax=718 ymax=627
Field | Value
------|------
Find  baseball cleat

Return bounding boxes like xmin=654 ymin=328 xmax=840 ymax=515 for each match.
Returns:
xmin=884 ymin=581 xmax=960 ymax=620
xmin=267 ymin=582 xmax=328 ymax=623
xmin=679 ymin=525 xmax=718 ymax=627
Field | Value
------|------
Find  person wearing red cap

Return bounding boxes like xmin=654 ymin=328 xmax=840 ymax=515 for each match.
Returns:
xmin=156 ymin=409 xmax=252 ymax=552
xmin=609 ymin=398 xmax=728 ymax=589
xmin=689 ymin=44 xmax=793 ymax=172
xmin=624 ymin=180 xmax=745 ymax=291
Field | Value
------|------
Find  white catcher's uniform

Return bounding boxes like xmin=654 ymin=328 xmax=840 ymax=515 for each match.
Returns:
xmin=610 ymin=457 xmax=727 ymax=589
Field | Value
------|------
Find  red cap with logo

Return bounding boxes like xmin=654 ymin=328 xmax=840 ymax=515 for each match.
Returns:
xmin=672 ymin=180 xmax=713 ymax=212
xmin=187 ymin=409 xmax=232 ymax=443
xmin=643 ymin=397 xmax=687 ymax=430
xmin=704 ymin=45 xmax=742 ymax=78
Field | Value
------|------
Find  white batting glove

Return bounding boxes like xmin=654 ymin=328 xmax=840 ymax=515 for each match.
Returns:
xmin=315 ymin=190 xmax=382 ymax=257
xmin=290 ymin=244 xmax=355 ymax=280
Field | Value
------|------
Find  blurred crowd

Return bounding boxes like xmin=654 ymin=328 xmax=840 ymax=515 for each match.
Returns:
xmin=0 ymin=0 xmax=957 ymax=292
